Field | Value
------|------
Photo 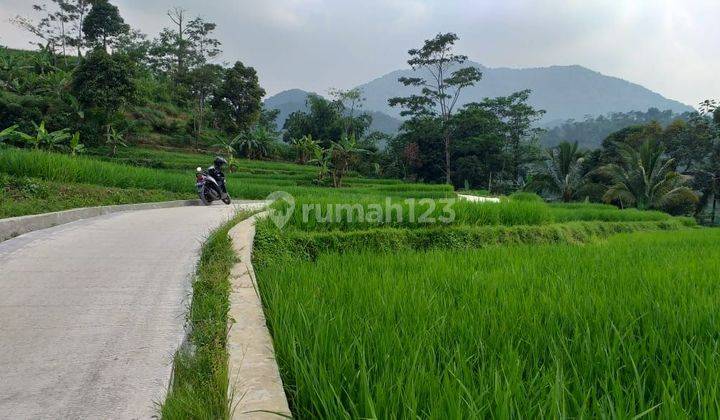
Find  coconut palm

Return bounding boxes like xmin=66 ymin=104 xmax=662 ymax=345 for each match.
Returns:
xmin=600 ymin=139 xmax=697 ymax=210
xmin=540 ymin=141 xmax=585 ymax=202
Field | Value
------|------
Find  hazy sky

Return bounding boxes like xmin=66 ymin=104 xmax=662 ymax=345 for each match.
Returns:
xmin=1 ymin=0 xmax=718 ymax=107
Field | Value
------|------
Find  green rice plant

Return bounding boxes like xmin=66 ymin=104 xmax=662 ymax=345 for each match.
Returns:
xmin=508 ymin=191 xmax=544 ymax=202
xmin=256 ymin=229 xmax=720 ymax=418
xmin=271 ymin=195 xmax=674 ymax=232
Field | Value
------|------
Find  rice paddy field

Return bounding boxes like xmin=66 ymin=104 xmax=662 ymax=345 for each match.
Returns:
xmin=3 ymin=145 xmax=718 ymax=418
xmin=256 ymin=229 xmax=720 ymax=419
xmin=247 ymin=163 xmax=718 ymax=418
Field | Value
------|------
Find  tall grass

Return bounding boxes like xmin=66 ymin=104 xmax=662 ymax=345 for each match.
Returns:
xmin=0 ymin=148 xmax=449 ymax=202
xmin=161 ymin=212 xmax=252 ymax=419
xmin=273 ymin=196 xmax=675 ymax=232
xmin=257 ymin=229 xmax=720 ymax=418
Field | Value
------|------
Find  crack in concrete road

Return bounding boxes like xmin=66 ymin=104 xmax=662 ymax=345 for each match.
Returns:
xmin=0 ymin=202 xmax=263 ymax=419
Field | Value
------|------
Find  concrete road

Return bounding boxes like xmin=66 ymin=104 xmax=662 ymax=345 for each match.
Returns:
xmin=0 ymin=202 xmax=261 ymax=419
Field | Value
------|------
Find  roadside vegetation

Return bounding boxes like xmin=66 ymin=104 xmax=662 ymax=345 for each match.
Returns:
xmin=161 ymin=212 xmax=253 ymax=419
xmin=0 ymin=173 xmax=191 ymax=218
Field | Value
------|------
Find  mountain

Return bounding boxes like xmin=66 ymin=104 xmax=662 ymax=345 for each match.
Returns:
xmin=264 ymin=89 xmax=402 ymax=135
xmin=355 ymin=62 xmax=694 ymax=125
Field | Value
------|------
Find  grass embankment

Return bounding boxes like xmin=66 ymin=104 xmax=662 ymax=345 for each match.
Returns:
xmin=0 ymin=174 xmax=192 ymax=218
xmin=254 ymin=218 xmax=692 ymax=266
xmin=161 ymin=212 xmax=252 ymax=419
xmin=257 ymin=229 xmax=720 ymax=418
xmin=0 ymin=148 xmax=453 ymax=207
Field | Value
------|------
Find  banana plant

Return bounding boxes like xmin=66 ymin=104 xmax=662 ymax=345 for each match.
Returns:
xmin=291 ymin=135 xmax=321 ymax=164
xmin=0 ymin=125 xmax=19 ymax=146
xmin=69 ymin=132 xmax=85 ymax=156
xmin=309 ymin=146 xmax=331 ymax=184
xmin=106 ymin=127 xmax=128 ymax=157
xmin=212 ymin=136 xmax=239 ymax=170
xmin=328 ymin=134 xmax=368 ymax=187
xmin=16 ymin=121 xmax=70 ymax=151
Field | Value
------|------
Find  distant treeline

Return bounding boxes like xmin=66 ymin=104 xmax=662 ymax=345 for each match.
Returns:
xmin=541 ymin=108 xmax=694 ymax=149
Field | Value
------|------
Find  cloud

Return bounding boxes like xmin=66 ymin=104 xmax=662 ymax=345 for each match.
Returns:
xmin=0 ymin=0 xmax=718 ymax=105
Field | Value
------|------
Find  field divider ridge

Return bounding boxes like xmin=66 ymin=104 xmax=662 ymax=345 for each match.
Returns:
xmin=227 ymin=211 xmax=292 ymax=419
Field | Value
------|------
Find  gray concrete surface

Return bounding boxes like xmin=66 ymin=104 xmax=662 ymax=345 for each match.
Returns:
xmin=0 ymin=199 xmax=202 ymax=243
xmin=458 ymin=194 xmax=501 ymax=203
xmin=227 ymin=214 xmax=292 ymax=419
xmin=0 ymin=202 xmax=264 ymax=419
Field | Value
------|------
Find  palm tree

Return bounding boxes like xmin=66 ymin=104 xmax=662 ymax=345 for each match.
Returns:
xmin=540 ymin=141 xmax=585 ymax=202
xmin=600 ymin=139 xmax=697 ymax=210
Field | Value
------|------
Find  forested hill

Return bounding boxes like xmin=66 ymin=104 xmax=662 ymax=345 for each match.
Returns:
xmin=355 ymin=62 xmax=694 ymax=124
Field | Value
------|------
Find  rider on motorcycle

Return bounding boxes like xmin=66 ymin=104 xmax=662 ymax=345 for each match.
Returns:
xmin=207 ymin=157 xmax=228 ymax=196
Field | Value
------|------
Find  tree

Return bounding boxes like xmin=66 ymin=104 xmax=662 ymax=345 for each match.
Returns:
xmin=389 ymin=33 xmax=482 ymax=184
xmin=475 ymin=90 xmax=546 ymax=186
xmin=188 ymin=64 xmax=223 ymax=148
xmin=536 ymin=141 xmax=586 ymax=202
xmin=0 ymin=125 xmax=20 ymax=146
xmin=600 ymin=139 xmax=697 ymax=212
xmin=166 ymin=7 xmax=189 ymax=74
xmin=212 ymin=61 xmax=265 ymax=133
xmin=69 ymin=0 xmax=91 ymax=57
xmin=15 ymin=120 xmax=70 ymax=151
xmin=148 ymin=11 xmax=221 ymax=81
xmin=283 ymin=94 xmax=370 ymax=147
xmin=82 ymin=0 xmax=128 ymax=49
xmin=104 ymin=126 xmax=126 ymax=156
xmin=71 ymin=47 xmax=135 ymax=134
xmin=212 ymin=136 xmax=239 ymax=169
xmin=329 ymin=87 xmax=366 ymax=137
xmin=11 ymin=1 xmax=81 ymax=60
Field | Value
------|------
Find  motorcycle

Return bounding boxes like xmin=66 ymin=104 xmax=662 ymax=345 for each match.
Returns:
xmin=196 ymin=167 xmax=232 ymax=205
